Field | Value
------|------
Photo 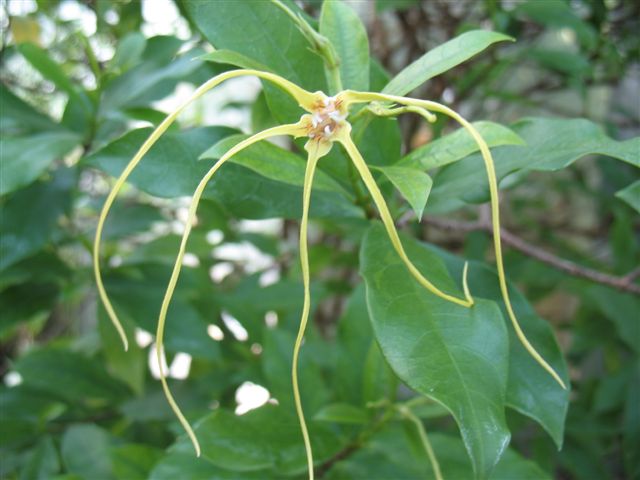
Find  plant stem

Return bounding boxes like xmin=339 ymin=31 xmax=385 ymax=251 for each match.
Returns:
xmin=397 ymin=405 xmax=444 ymax=480
xmin=418 ymin=216 xmax=640 ymax=296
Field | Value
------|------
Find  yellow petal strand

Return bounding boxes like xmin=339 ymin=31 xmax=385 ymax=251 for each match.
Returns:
xmin=429 ymin=103 xmax=566 ymax=389
xmin=336 ymin=130 xmax=472 ymax=308
xmin=292 ymin=140 xmax=331 ymax=480
xmin=347 ymin=91 xmax=566 ymax=389
xmin=156 ymin=122 xmax=306 ymax=458
xmin=93 ymin=69 xmax=316 ymax=351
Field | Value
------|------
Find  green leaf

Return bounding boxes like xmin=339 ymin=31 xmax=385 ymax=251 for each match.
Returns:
xmin=101 ymin=202 xmax=165 ymax=239
xmin=326 ymin=426 xmax=549 ymax=480
xmin=14 ymin=348 xmax=130 ymax=405
xmin=183 ymin=1 xmax=325 ymax=91
xmin=432 ymin=245 xmax=569 ymax=448
xmin=382 ymin=30 xmax=513 ymax=96
xmin=375 ymin=165 xmax=433 ymax=219
xmin=616 ymin=180 xmax=640 ymax=214
xmin=171 ymin=405 xmax=345 ymax=475
xmin=84 ymin=126 xmax=235 ymax=198
xmin=18 ymin=43 xmax=83 ymax=97
xmin=200 ymin=134 xmax=350 ymax=195
xmin=515 ymin=0 xmax=597 ymax=50
xmin=19 ymin=436 xmax=59 ymax=480
xmin=109 ymin=32 xmax=147 ymax=72
xmin=17 ymin=43 xmax=93 ymax=132
xmin=103 ymin=265 xmax=221 ymax=360
xmin=320 ymin=0 xmax=370 ymax=91
xmin=150 ymin=453 xmax=266 ymax=480
xmin=360 ymin=224 xmax=510 ymax=478
xmin=399 ymin=121 xmax=525 ymax=170
xmin=0 ymin=168 xmax=75 ymax=271
xmin=0 ymin=385 xmax=65 ymax=448
xmin=0 ymin=282 xmax=59 ymax=340
xmin=111 ymin=444 xmax=163 ymax=480
xmin=313 ymin=403 xmax=369 ymax=424
xmin=101 ymin=42 xmax=207 ymax=111
xmin=202 ymin=162 xmax=362 ymax=220
xmin=430 ymin=117 xmax=640 ymax=213
xmin=99 ymin=310 xmax=146 ymax=395
xmin=261 ymin=328 xmax=330 ymax=414
xmin=334 ymin=285 xmax=396 ymax=407
xmin=0 ymin=131 xmax=80 ymax=195
xmin=0 ymin=84 xmax=59 ymax=136
xmin=61 ymin=425 xmax=114 ymax=480
xmin=589 ymin=286 xmax=640 ymax=354
xmin=199 ymin=50 xmax=270 ymax=73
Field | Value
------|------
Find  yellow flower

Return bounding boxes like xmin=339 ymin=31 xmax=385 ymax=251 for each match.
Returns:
xmin=93 ymin=68 xmax=565 ymax=479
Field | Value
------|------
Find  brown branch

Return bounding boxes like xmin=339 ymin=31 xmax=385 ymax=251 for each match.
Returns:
xmin=421 ymin=217 xmax=640 ymax=296
xmin=315 ymin=443 xmax=360 ymax=478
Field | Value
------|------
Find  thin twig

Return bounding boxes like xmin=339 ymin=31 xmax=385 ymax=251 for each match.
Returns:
xmin=417 ymin=216 xmax=640 ymax=296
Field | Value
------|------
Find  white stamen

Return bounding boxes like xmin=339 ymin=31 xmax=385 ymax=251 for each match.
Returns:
xmin=312 ymin=113 xmax=321 ymax=127
xmin=324 ymin=125 xmax=333 ymax=135
xmin=328 ymin=111 xmax=345 ymax=121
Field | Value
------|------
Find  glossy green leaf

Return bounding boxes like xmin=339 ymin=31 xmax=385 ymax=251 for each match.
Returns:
xmin=313 ymin=403 xmax=369 ymax=424
xmin=99 ymin=310 xmax=146 ymax=395
xmin=111 ymin=444 xmax=163 ymax=480
xmin=0 ymin=282 xmax=59 ymax=339
xmin=515 ymin=0 xmax=597 ymax=49
xmin=150 ymin=453 xmax=267 ymax=480
xmin=101 ymin=202 xmax=165 ymax=239
xmin=320 ymin=0 xmax=370 ymax=91
xmin=101 ymin=41 xmax=207 ymax=111
xmin=0 ymin=385 xmax=65 ymax=448
xmin=432 ymin=245 xmax=569 ymax=448
xmin=334 ymin=285 xmax=396 ymax=407
xmin=202 ymin=162 xmax=362 ymax=220
xmin=399 ymin=121 xmax=525 ymax=171
xmin=199 ymin=49 xmax=270 ymax=73
xmin=375 ymin=165 xmax=433 ymax=219
xmin=430 ymin=117 xmax=640 ymax=212
xmin=103 ymin=266 xmax=221 ymax=360
xmin=0 ymin=168 xmax=75 ymax=271
xmin=0 ymin=131 xmax=80 ymax=195
xmin=171 ymin=405 xmax=345 ymax=475
xmin=375 ymin=0 xmax=420 ymax=12
xmin=19 ymin=436 xmax=59 ymax=480
xmin=85 ymin=126 xmax=235 ymax=198
xmin=589 ymin=286 xmax=640 ymax=354
xmin=615 ymin=180 xmax=640 ymax=214
xmin=14 ymin=349 xmax=130 ymax=405
xmin=109 ymin=32 xmax=147 ymax=72
xmin=18 ymin=43 xmax=84 ymax=98
xmin=0 ymin=84 xmax=59 ymax=136
xmin=61 ymin=425 xmax=114 ymax=480
xmin=261 ymin=328 xmax=330 ymax=414
xmin=360 ymin=224 xmax=510 ymax=477
xmin=326 ymin=425 xmax=549 ymax=480
xmin=200 ymin=134 xmax=350 ymax=194
xmin=184 ymin=1 xmax=325 ymax=91
xmin=382 ymin=30 xmax=513 ymax=96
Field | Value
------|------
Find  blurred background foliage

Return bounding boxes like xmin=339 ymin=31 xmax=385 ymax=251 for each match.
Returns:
xmin=0 ymin=0 xmax=638 ymax=479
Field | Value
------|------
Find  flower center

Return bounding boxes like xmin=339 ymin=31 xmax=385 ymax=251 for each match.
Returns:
xmin=306 ymin=95 xmax=348 ymax=141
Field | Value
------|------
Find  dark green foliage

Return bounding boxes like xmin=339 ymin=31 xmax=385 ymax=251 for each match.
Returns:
xmin=1 ymin=1 xmax=638 ymax=479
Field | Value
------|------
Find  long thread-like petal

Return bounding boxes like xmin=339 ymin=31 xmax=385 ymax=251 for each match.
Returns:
xmin=93 ymin=69 xmax=317 ymax=351
xmin=336 ymin=129 xmax=472 ymax=308
xmin=292 ymin=140 xmax=332 ymax=480
xmin=156 ymin=122 xmax=307 ymax=457
xmin=343 ymin=90 xmax=566 ymax=389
